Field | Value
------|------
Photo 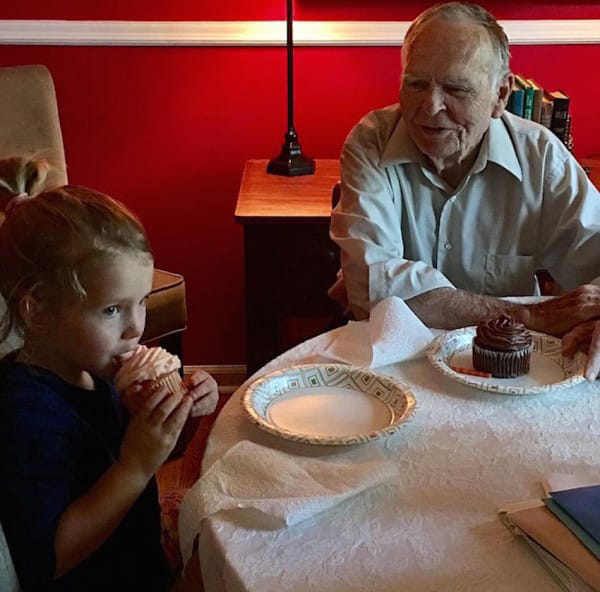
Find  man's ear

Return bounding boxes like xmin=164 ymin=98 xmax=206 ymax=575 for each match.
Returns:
xmin=19 ymin=293 xmax=50 ymax=333
xmin=492 ymin=73 xmax=514 ymax=118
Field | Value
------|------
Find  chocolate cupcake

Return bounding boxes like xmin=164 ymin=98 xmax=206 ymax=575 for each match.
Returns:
xmin=472 ymin=315 xmax=533 ymax=378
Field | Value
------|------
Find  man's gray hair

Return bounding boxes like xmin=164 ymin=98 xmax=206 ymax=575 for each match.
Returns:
xmin=401 ymin=2 xmax=511 ymax=84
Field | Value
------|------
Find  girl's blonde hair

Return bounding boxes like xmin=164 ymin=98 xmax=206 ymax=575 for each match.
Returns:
xmin=0 ymin=157 xmax=153 ymax=343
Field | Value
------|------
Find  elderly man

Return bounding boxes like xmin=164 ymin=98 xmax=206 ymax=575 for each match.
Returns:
xmin=330 ymin=2 xmax=600 ymax=379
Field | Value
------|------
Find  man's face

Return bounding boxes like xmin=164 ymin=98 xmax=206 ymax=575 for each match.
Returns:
xmin=400 ymin=18 xmax=506 ymax=172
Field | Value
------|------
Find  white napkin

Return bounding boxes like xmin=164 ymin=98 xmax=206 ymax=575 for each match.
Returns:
xmin=178 ymin=440 xmax=399 ymax=564
xmin=322 ymin=296 xmax=433 ymax=367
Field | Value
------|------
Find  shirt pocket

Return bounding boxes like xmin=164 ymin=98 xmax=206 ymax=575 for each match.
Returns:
xmin=483 ymin=254 xmax=537 ymax=296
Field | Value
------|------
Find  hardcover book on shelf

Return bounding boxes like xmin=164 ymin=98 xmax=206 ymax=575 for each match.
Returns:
xmin=549 ymin=90 xmax=570 ymax=143
xmin=515 ymin=74 xmax=534 ymax=119
xmin=527 ymin=78 xmax=544 ymax=123
xmin=508 ymin=80 xmax=525 ymax=117
xmin=540 ymin=93 xmax=554 ymax=129
xmin=565 ymin=114 xmax=575 ymax=152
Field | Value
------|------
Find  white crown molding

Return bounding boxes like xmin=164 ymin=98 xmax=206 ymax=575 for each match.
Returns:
xmin=0 ymin=19 xmax=598 ymax=46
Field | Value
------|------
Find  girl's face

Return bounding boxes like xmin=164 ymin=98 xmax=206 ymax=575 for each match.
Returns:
xmin=30 ymin=252 xmax=154 ymax=389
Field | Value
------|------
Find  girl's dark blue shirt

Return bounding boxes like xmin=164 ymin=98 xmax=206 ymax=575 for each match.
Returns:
xmin=0 ymin=351 xmax=171 ymax=591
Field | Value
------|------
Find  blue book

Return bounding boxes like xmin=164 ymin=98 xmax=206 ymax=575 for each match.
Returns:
xmin=508 ymin=81 xmax=524 ymax=117
xmin=543 ymin=497 xmax=600 ymax=560
xmin=550 ymin=484 xmax=600 ymax=546
xmin=515 ymin=75 xmax=534 ymax=120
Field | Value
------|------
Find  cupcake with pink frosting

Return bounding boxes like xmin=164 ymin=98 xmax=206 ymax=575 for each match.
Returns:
xmin=115 ymin=345 xmax=187 ymax=398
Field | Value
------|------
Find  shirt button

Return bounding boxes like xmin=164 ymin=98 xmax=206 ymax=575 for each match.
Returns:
xmin=444 ymin=242 xmax=453 ymax=251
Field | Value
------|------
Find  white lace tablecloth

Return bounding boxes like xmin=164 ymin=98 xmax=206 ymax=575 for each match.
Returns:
xmin=183 ymin=328 xmax=600 ymax=592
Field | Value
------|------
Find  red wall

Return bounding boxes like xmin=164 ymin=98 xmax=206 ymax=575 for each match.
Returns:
xmin=3 ymin=1 xmax=600 ymax=20
xmin=1 ymin=2 xmax=599 ymax=364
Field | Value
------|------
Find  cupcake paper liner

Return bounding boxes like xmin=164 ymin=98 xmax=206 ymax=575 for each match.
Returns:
xmin=472 ymin=343 xmax=532 ymax=378
xmin=154 ymin=371 xmax=187 ymax=398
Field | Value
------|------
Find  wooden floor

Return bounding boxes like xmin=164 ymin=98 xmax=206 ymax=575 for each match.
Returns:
xmin=157 ymin=392 xmax=231 ymax=494
xmin=156 ymin=426 xmax=205 ymax=494
xmin=157 ymin=392 xmax=232 ymax=592
xmin=156 ymin=364 xmax=237 ymax=495
xmin=155 ymin=367 xmax=239 ymax=591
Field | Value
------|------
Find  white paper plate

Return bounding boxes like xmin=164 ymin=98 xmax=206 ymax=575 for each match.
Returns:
xmin=427 ymin=327 xmax=586 ymax=395
xmin=242 ymin=364 xmax=416 ymax=445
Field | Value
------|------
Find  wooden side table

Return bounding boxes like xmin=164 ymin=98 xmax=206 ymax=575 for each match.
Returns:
xmin=235 ymin=159 xmax=341 ymax=374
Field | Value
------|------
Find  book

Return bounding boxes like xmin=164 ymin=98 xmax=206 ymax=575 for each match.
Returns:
xmin=508 ymin=80 xmax=525 ymax=117
xmin=500 ymin=502 xmax=600 ymax=591
xmin=527 ymin=78 xmax=544 ymax=123
xmin=542 ymin=473 xmax=600 ymax=495
xmin=515 ymin=74 xmax=535 ymax=120
xmin=548 ymin=90 xmax=570 ymax=143
xmin=551 ymin=485 xmax=600 ymax=546
xmin=540 ymin=92 xmax=554 ymax=129
xmin=565 ymin=114 xmax=574 ymax=152
xmin=517 ymin=531 xmax=596 ymax=592
xmin=543 ymin=497 xmax=600 ymax=560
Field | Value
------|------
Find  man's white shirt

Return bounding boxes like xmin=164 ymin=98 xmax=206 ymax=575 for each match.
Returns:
xmin=331 ymin=104 xmax=600 ymax=319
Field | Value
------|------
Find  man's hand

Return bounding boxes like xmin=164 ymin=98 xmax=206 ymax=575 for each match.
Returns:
xmin=327 ymin=270 xmax=352 ymax=317
xmin=184 ymin=369 xmax=219 ymax=417
xmin=520 ymin=285 xmax=600 ymax=336
xmin=515 ymin=284 xmax=600 ymax=381
xmin=562 ymin=320 xmax=600 ymax=381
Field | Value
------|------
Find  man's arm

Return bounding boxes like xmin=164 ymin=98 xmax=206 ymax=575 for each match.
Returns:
xmin=411 ymin=285 xmax=600 ymax=381
xmin=407 ymin=285 xmax=600 ymax=338
xmin=406 ymin=284 xmax=600 ymax=337
xmin=331 ymin=118 xmax=454 ymax=320
xmin=405 ymin=287 xmax=521 ymax=329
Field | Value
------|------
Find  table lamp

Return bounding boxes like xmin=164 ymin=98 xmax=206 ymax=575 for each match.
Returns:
xmin=267 ymin=0 xmax=315 ymax=176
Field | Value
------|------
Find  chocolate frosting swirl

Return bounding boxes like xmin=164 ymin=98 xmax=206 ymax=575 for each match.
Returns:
xmin=474 ymin=315 xmax=532 ymax=352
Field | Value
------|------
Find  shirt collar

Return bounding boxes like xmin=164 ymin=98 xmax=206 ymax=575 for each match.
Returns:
xmin=379 ymin=112 xmax=523 ymax=182
xmin=477 ymin=115 xmax=523 ymax=181
xmin=380 ymin=116 xmax=425 ymax=167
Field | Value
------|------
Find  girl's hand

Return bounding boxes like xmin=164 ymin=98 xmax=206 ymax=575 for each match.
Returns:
xmin=184 ymin=369 xmax=218 ymax=417
xmin=120 ymin=381 xmax=153 ymax=416
xmin=119 ymin=386 xmax=193 ymax=481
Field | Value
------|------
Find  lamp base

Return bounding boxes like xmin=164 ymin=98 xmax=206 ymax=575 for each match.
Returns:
xmin=267 ymin=129 xmax=315 ymax=176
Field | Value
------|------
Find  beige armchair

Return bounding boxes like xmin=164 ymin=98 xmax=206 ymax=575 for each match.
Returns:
xmin=0 ymin=64 xmax=187 ymax=360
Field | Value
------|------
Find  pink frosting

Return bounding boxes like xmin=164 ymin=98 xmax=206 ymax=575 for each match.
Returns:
xmin=115 ymin=345 xmax=181 ymax=392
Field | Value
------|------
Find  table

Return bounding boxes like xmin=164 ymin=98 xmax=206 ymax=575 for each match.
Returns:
xmin=185 ymin=326 xmax=600 ymax=592
xmin=235 ymin=159 xmax=341 ymax=375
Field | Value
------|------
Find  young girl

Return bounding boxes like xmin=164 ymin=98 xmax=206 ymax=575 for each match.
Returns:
xmin=0 ymin=157 xmax=218 ymax=591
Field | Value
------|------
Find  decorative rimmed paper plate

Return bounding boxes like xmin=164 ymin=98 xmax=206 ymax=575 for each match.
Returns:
xmin=242 ymin=364 xmax=416 ymax=446
xmin=427 ymin=327 xmax=586 ymax=395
